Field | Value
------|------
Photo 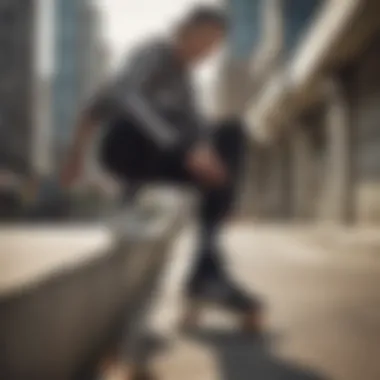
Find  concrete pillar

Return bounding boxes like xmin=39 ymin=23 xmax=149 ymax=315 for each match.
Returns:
xmin=277 ymin=137 xmax=294 ymax=219
xmin=236 ymin=141 xmax=259 ymax=218
xmin=319 ymin=77 xmax=354 ymax=224
xmin=267 ymin=144 xmax=284 ymax=218
xmin=247 ymin=140 xmax=292 ymax=220
xmin=254 ymin=146 xmax=270 ymax=219
xmin=253 ymin=0 xmax=284 ymax=81
xmin=263 ymin=0 xmax=284 ymax=63
xmin=216 ymin=59 xmax=253 ymax=119
xmin=265 ymin=0 xmax=283 ymax=50
xmin=291 ymin=127 xmax=314 ymax=220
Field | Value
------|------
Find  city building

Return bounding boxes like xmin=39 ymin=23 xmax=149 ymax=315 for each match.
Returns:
xmin=32 ymin=0 xmax=55 ymax=180
xmin=0 ymin=0 xmax=36 ymax=175
xmin=42 ymin=0 xmax=110 ymax=219
xmin=223 ymin=0 xmax=380 ymax=224
xmin=0 ymin=0 xmax=37 ymax=217
xmin=0 ymin=0 xmax=111 ymax=219
xmin=52 ymin=0 xmax=82 ymax=166
xmin=78 ymin=3 xmax=110 ymax=186
xmin=52 ymin=0 xmax=108 ymax=168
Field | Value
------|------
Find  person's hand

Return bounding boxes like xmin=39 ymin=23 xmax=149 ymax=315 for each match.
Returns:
xmin=60 ymin=154 xmax=83 ymax=189
xmin=185 ymin=142 xmax=227 ymax=187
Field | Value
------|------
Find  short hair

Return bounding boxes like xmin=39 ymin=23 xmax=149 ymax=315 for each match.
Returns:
xmin=180 ymin=5 xmax=227 ymax=31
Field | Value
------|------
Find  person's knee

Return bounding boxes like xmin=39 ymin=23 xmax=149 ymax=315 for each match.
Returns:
xmin=218 ymin=117 xmax=246 ymax=144
xmin=207 ymin=181 xmax=234 ymax=200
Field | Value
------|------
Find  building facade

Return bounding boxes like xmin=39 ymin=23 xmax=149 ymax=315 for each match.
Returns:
xmin=52 ymin=0 xmax=107 ymax=164
xmin=52 ymin=0 xmax=82 ymax=165
xmin=0 ymin=0 xmax=38 ymax=218
xmin=0 ymin=0 xmax=36 ymax=175
xmin=225 ymin=0 xmax=380 ymax=224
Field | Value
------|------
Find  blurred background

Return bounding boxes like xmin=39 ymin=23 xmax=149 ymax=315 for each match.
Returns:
xmin=0 ymin=0 xmax=224 ymax=221
xmin=2 ymin=1 xmax=380 ymax=379
xmin=1 ymin=0 xmax=380 ymax=226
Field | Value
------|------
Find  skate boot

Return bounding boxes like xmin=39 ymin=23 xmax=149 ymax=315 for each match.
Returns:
xmin=182 ymin=273 xmax=264 ymax=333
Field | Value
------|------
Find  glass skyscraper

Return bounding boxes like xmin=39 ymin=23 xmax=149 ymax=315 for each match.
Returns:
xmin=0 ymin=0 xmax=35 ymax=174
xmin=52 ymin=0 xmax=84 ymax=164
xmin=228 ymin=0 xmax=262 ymax=60
xmin=52 ymin=0 xmax=106 ymax=167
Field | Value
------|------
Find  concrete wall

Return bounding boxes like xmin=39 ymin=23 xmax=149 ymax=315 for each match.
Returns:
xmin=313 ymin=78 xmax=354 ymax=224
xmin=350 ymin=36 xmax=380 ymax=223
xmin=290 ymin=127 xmax=316 ymax=220
xmin=0 ymin=198 xmax=185 ymax=379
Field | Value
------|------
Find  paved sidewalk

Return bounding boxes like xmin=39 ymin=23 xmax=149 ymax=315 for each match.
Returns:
xmin=149 ymin=223 xmax=380 ymax=380
xmin=297 ymin=225 xmax=380 ymax=257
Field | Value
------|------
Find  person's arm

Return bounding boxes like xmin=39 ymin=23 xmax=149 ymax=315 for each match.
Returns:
xmin=88 ymin=42 xmax=181 ymax=151
xmin=62 ymin=42 xmax=226 ymax=187
xmin=61 ymin=43 xmax=175 ymax=186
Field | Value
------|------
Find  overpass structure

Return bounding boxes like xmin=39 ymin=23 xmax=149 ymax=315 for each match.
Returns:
xmin=222 ymin=0 xmax=380 ymax=224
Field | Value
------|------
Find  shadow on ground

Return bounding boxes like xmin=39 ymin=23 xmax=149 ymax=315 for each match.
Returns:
xmin=183 ymin=327 xmax=329 ymax=380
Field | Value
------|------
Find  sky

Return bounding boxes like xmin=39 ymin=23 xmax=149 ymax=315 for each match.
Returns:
xmin=97 ymin=0 xmax=221 ymax=66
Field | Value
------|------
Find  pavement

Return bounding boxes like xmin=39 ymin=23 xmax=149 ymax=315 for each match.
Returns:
xmin=3 ymin=223 xmax=380 ymax=380
xmin=149 ymin=223 xmax=380 ymax=380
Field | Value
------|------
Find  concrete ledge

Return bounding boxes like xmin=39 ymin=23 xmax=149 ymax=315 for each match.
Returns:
xmin=0 ymin=227 xmax=112 ymax=297
xmin=0 ymin=190 xmax=187 ymax=380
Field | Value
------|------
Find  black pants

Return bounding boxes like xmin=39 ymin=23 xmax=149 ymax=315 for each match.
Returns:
xmin=100 ymin=116 xmax=247 ymax=283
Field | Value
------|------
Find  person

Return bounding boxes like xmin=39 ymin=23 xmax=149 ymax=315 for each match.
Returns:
xmin=61 ymin=5 xmax=263 ymax=378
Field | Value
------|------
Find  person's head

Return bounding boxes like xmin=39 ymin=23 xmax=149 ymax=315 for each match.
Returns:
xmin=175 ymin=6 xmax=227 ymax=65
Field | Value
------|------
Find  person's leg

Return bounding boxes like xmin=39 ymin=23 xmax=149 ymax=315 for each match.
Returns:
xmin=184 ymin=118 xmax=262 ymax=327
xmin=188 ymin=118 xmax=245 ymax=280
xmin=100 ymin=117 xmax=160 ymax=181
